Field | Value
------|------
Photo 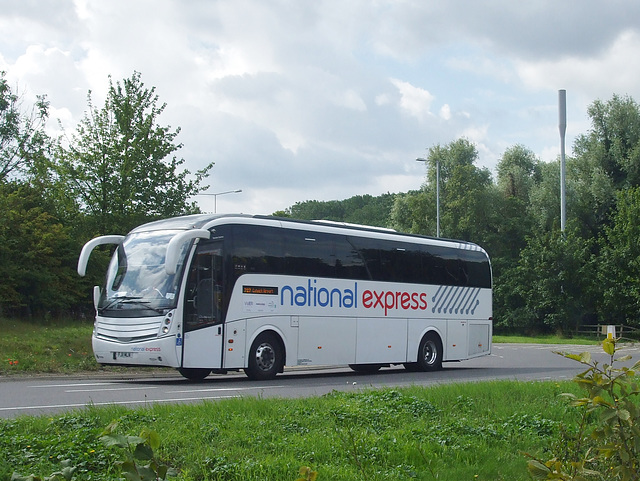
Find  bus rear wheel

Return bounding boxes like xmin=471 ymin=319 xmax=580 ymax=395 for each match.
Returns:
xmin=178 ymin=367 xmax=211 ymax=381
xmin=416 ymin=333 xmax=443 ymax=371
xmin=245 ymin=332 xmax=283 ymax=380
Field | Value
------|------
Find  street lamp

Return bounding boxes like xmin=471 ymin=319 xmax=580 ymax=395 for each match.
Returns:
xmin=198 ymin=189 xmax=242 ymax=213
xmin=416 ymin=157 xmax=439 ymax=237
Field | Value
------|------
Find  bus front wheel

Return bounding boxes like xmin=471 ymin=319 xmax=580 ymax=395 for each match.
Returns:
xmin=245 ymin=332 xmax=283 ymax=380
xmin=416 ymin=333 xmax=443 ymax=371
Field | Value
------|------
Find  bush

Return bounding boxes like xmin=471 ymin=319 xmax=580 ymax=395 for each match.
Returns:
xmin=527 ymin=338 xmax=640 ymax=480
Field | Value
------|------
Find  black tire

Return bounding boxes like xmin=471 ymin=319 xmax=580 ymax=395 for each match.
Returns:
xmin=244 ymin=332 xmax=283 ymax=380
xmin=416 ymin=332 xmax=443 ymax=371
xmin=178 ymin=367 xmax=211 ymax=381
xmin=348 ymin=363 xmax=382 ymax=373
xmin=403 ymin=362 xmax=420 ymax=372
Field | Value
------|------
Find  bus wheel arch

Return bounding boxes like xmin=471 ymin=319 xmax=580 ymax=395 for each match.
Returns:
xmin=244 ymin=330 xmax=285 ymax=380
xmin=416 ymin=331 xmax=443 ymax=371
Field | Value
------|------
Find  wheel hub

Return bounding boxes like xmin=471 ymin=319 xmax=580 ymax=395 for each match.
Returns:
xmin=255 ymin=343 xmax=275 ymax=371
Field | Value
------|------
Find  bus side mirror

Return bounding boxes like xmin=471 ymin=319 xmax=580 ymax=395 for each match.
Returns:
xmin=93 ymin=285 xmax=101 ymax=311
xmin=165 ymin=229 xmax=211 ymax=275
xmin=77 ymin=235 xmax=125 ymax=276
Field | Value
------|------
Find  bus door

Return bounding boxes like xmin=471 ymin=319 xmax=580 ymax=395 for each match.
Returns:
xmin=182 ymin=241 xmax=225 ymax=369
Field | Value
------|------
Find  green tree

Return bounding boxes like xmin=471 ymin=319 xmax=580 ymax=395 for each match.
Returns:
xmin=512 ymin=227 xmax=596 ymax=334
xmin=55 ymin=71 xmax=213 ymax=235
xmin=496 ymin=144 xmax=541 ymax=202
xmin=286 ymin=193 xmax=396 ymax=228
xmin=0 ymin=70 xmax=50 ymax=181
xmin=0 ymin=182 xmax=90 ymax=317
xmin=389 ymin=189 xmax=430 ymax=234
xmin=490 ymin=145 xmax=541 ymax=260
xmin=574 ymin=94 xmax=640 ymax=190
xmin=395 ymin=138 xmax=494 ymax=243
xmin=597 ymin=187 xmax=640 ymax=327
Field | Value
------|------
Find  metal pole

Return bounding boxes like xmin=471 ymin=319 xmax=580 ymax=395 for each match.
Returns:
xmin=196 ymin=189 xmax=243 ymax=214
xmin=559 ymin=89 xmax=567 ymax=232
xmin=436 ymin=159 xmax=440 ymax=237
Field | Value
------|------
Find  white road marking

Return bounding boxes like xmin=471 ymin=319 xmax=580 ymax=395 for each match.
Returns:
xmin=168 ymin=385 xmax=284 ymax=394
xmin=0 ymin=396 xmax=239 ymax=412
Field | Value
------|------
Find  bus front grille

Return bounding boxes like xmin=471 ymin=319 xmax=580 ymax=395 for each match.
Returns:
xmin=94 ymin=318 xmax=162 ymax=343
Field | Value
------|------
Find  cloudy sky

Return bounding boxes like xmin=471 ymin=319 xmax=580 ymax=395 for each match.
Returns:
xmin=2 ymin=1 xmax=640 ymax=215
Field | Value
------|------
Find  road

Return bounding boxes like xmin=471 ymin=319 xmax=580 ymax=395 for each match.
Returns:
xmin=1 ymin=343 xmax=637 ymax=419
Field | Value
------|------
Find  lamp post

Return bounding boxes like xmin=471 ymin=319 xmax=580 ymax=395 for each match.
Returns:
xmin=198 ymin=189 xmax=242 ymax=213
xmin=416 ymin=157 xmax=439 ymax=237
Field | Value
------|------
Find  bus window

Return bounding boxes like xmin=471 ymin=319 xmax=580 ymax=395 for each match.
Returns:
xmin=231 ymin=225 xmax=284 ymax=280
xmin=184 ymin=242 xmax=223 ymax=331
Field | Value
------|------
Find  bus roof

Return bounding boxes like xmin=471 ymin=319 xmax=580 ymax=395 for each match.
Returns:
xmin=129 ymin=213 xmax=487 ymax=256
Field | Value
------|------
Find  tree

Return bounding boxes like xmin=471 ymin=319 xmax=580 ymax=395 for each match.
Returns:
xmin=285 ymin=193 xmax=396 ymax=228
xmin=511 ymin=227 xmax=596 ymax=334
xmin=0 ymin=181 xmax=91 ymax=317
xmin=490 ymin=145 xmax=541 ymax=260
xmin=389 ymin=190 xmax=430 ymax=234
xmin=394 ymin=138 xmax=494 ymax=243
xmin=597 ymin=188 xmax=640 ymax=327
xmin=0 ymin=70 xmax=50 ymax=181
xmin=496 ymin=144 xmax=541 ymax=201
xmin=55 ymin=71 xmax=213 ymax=234
xmin=574 ymin=94 xmax=640 ymax=190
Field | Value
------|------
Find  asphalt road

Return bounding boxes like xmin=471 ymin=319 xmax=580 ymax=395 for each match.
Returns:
xmin=1 ymin=343 xmax=638 ymax=419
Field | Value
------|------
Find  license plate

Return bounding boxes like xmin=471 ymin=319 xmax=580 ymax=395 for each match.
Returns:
xmin=115 ymin=352 xmax=133 ymax=359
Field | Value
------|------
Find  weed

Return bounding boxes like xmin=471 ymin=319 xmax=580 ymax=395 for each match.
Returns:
xmin=526 ymin=338 xmax=640 ymax=480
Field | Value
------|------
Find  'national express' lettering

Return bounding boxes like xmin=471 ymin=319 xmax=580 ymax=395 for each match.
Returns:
xmin=280 ymin=280 xmax=428 ymax=316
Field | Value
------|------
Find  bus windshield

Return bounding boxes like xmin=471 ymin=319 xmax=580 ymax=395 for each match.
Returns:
xmin=98 ymin=230 xmax=191 ymax=316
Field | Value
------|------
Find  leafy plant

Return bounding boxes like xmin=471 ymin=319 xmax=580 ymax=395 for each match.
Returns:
xmin=100 ymin=421 xmax=177 ymax=481
xmin=11 ymin=459 xmax=76 ymax=481
xmin=527 ymin=338 xmax=640 ymax=480
xmin=295 ymin=466 xmax=318 ymax=481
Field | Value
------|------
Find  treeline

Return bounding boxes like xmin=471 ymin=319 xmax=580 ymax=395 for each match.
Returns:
xmin=281 ymin=95 xmax=640 ymax=334
xmin=0 ymin=71 xmax=212 ymax=318
xmin=3 ymin=67 xmax=640 ymax=334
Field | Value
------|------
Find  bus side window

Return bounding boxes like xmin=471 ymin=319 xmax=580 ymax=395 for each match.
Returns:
xmin=184 ymin=244 xmax=223 ymax=331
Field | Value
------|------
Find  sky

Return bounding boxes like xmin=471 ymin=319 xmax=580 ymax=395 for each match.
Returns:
xmin=2 ymin=0 xmax=640 ymax=216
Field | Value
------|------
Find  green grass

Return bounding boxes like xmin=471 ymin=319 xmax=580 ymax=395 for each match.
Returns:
xmin=492 ymin=334 xmax=599 ymax=345
xmin=0 ymin=318 xmax=97 ymax=375
xmin=0 ymin=381 xmax=584 ymax=481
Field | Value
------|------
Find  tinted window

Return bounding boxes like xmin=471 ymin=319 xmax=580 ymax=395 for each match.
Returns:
xmin=227 ymin=224 xmax=490 ymax=288
xmin=230 ymin=225 xmax=284 ymax=279
xmin=348 ymin=236 xmax=490 ymax=288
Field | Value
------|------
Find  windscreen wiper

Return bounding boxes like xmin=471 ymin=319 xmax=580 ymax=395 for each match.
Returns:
xmin=101 ymin=296 xmax=165 ymax=314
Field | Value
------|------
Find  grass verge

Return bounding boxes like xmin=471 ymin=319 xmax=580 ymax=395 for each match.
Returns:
xmin=492 ymin=334 xmax=599 ymax=345
xmin=0 ymin=380 xmax=583 ymax=481
xmin=0 ymin=318 xmax=96 ymax=375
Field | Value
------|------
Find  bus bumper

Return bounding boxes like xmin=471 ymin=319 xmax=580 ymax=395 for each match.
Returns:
xmin=92 ymin=334 xmax=180 ymax=368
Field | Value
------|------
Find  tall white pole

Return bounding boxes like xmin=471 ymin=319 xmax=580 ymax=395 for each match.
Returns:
xmin=559 ymin=89 xmax=567 ymax=232
xmin=436 ymin=159 xmax=440 ymax=238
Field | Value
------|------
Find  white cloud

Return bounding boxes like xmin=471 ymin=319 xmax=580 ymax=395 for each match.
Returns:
xmin=516 ymin=29 xmax=640 ymax=102
xmin=390 ymin=78 xmax=435 ymax=121
xmin=439 ymin=104 xmax=451 ymax=121
xmin=1 ymin=0 xmax=639 ymax=215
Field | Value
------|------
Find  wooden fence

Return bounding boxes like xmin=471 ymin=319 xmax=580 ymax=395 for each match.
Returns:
xmin=575 ymin=324 xmax=640 ymax=341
